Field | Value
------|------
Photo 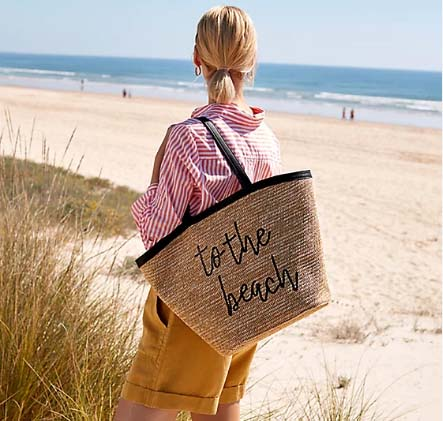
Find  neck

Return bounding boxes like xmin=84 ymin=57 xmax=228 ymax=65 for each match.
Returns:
xmin=207 ymin=89 xmax=250 ymax=108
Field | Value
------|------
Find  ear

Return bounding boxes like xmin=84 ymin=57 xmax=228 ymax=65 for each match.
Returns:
xmin=193 ymin=45 xmax=201 ymax=67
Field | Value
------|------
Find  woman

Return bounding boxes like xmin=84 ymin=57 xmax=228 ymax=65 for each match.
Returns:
xmin=114 ymin=5 xmax=282 ymax=421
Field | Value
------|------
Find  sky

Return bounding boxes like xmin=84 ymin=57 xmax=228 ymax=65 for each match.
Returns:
xmin=1 ymin=0 xmax=441 ymax=71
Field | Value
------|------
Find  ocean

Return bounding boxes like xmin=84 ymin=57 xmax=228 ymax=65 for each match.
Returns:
xmin=0 ymin=52 xmax=441 ymax=128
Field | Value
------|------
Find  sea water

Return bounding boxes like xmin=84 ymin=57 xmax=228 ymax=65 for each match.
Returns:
xmin=0 ymin=52 xmax=441 ymax=128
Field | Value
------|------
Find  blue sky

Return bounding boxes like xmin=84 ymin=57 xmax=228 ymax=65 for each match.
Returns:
xmin=1 ymin=0 xmax=441 ymax=71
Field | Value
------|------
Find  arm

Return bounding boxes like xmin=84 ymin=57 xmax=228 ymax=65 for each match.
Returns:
xmin=131 ymin=124 xmax=200 ymax=250
xmin=150 ymin=125 xmax=175 ymax=184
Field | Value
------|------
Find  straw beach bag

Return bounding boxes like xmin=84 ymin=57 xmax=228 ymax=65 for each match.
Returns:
xmin=135 ymin=116 xmax=331 ymax=356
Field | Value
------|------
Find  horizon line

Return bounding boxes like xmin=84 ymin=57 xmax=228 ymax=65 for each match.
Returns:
xmin=0 ymin=50 xmax=441 ymax=74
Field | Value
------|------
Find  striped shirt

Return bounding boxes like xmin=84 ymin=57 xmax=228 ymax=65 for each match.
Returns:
xmin=131 ymin=102 xmax=283 ymax=251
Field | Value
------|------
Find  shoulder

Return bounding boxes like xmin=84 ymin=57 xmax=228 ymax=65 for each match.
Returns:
xmin=169 ymin=115 xmax=206 ymax=131
xmin=167 ymin=116 xmax=208 ymax=146
xmin=163 ymin=118 xmax=205 ymax=160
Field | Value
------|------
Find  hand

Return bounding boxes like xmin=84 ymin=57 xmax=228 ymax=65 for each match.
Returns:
xmin=150 ymin=125 xmax=175 ymax=184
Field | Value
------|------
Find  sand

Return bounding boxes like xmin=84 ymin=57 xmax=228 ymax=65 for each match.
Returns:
xmin=0 ymin=85 xmax=441 ymax=420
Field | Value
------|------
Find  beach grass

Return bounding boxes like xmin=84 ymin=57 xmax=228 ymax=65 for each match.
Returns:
xmin=1 ymin=110 xmax=140 ymax=239
xmin=1 ymin=154 xmax=139 ymax=238
xmin=0 ymin=114 xmax=143 ymax=420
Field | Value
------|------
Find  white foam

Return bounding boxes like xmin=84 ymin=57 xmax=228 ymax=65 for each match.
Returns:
xmin=286 ymin=91 xmax=302 ymax=99
xmin=176 ymin=80 xmax=205 ymax=88
xmin=244 ymin=86 xmax=274 ymax=93
xmin=314 ymin=92 xmax=442 ymax=113
xmin=0 ymin=67 xmax=76 ymax=77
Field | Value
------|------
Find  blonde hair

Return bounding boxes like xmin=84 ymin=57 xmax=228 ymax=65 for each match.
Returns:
xmin=195 ymin=5 xmax=257 ymax=104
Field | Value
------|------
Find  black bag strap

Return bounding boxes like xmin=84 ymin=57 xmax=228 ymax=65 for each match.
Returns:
xmin=182 ymin=115 xmax=252 ymax=223
xmin=196 ymin=116 xmax=252 ymax=189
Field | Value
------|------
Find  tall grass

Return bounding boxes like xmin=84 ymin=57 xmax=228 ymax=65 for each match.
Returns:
xmin=0 ymin=111 xmax=141 ymax=420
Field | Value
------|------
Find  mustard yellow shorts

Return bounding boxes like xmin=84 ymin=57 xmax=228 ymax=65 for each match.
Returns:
xmin=120 ymin=286 xmax=258 ymax=415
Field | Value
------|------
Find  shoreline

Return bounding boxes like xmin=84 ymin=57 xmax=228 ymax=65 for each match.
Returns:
xmin=1 ymin=83 xmax=441 ymax=133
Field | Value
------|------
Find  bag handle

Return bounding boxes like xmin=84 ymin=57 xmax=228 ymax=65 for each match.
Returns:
xmin=182 ymin=115 xmax=252 ymax=223
xmin=196 ymin=116 xmax=252 ymax=189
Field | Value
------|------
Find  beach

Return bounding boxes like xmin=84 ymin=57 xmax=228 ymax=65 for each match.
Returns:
xmin=0 ymin=85 xmax=441 ymax=419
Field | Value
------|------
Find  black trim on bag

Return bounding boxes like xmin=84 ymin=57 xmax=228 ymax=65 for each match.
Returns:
xmin=135 ymin=170 xmax=312 ymax=268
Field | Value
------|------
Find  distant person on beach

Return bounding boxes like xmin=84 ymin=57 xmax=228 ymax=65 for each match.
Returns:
xmin=342 ymin=107 xmax=346 ymax=119
xmin=113 ymin=6 xmax=282 ymax=421
xmin=122 ymin=88 xmax=127 ymax=98
xmin=350 ymin=108 xmax=355 ymax=120
xmin=80 ymin=79 xmax=84 ymax=91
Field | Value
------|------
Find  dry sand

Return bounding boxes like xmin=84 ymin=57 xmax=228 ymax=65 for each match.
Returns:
xmin=1 ymin=85 xmax=441 ymax=420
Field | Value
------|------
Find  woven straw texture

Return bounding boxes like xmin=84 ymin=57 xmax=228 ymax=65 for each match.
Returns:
xmin=139 ymin=177 xmax=330 ymax=356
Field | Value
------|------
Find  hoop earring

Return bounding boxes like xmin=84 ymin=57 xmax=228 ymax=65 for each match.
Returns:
xmin=194 ymin=66 xmax=201 ymax=77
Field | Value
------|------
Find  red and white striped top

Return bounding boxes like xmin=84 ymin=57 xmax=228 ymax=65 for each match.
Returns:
xmin=131 ymin=102 xmax=283 ymax=250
